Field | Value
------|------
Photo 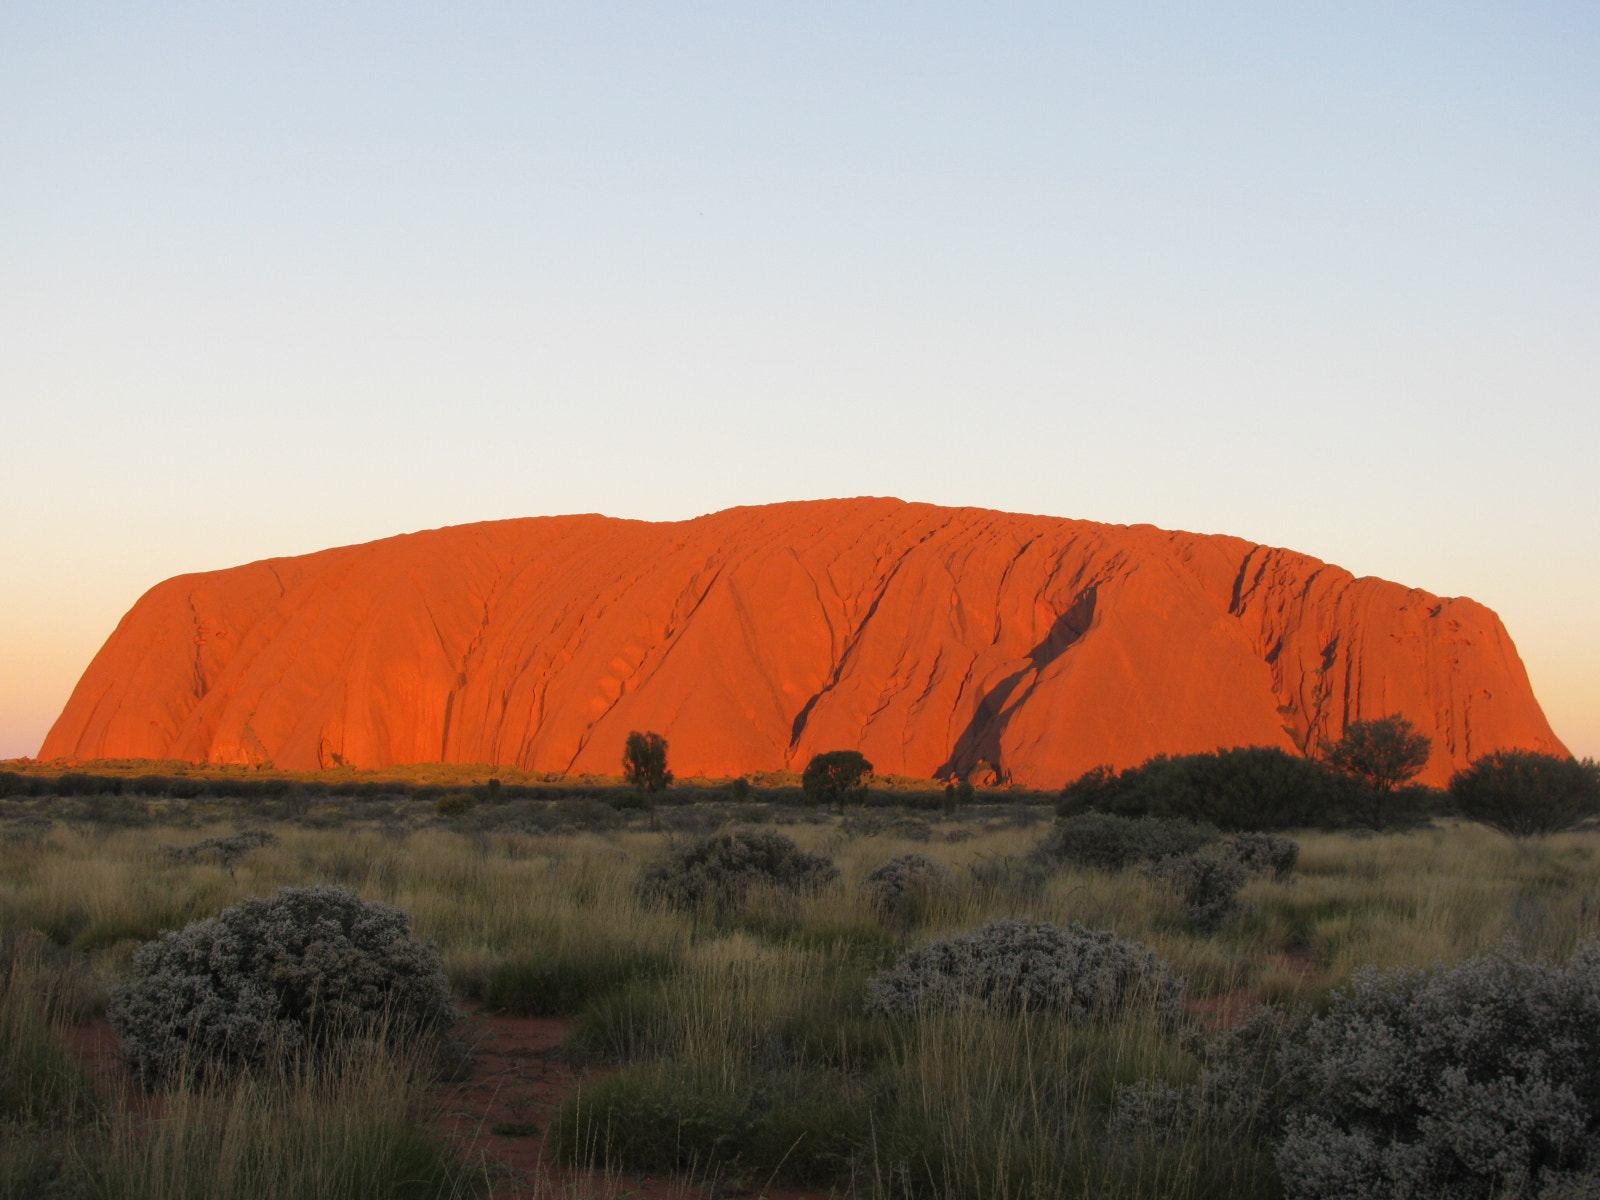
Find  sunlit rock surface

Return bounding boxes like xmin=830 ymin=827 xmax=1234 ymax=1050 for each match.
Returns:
xmin=43 ymin=498 xmax=1567 ymax=785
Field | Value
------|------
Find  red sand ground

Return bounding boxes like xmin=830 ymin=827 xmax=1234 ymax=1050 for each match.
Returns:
xmin=43 ymin=498 xmax=1565 ymax=788
xmin=66 ymin=980 xmax=1306 ymax=1198
xmin=66 ymin=1012 xmax=826 ymax=1200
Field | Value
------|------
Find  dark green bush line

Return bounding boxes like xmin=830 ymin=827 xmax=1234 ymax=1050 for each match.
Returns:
xmin=0 ymin=769 xmax=1058 ymax=810
xmin=1035 ymin=812 xmax=1219 ymax=871
xmin=1058 ymin=746 xmax=1448 ymax=831
xmin=1449 ymin=750 xmax=1600 ymax=836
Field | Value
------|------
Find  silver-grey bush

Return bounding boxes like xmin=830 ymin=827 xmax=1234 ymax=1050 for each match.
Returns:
xmin=860 ymin=853 xmax=955 ymax=923
xmin=109 ymin=885 xmax=454 ymax=1085
xmin=1172 ymin=847 xmax=1249 ymax=932
xmin=1260 ymin=944 xmax=1600 ymax=1200
xmin=863 ymin=918 xmax=1184 ymax=1023
xmin=635 ymin=830 xmax=839 ymax=914
xmin=1223 ymin=832 xmax=1299 ymax=880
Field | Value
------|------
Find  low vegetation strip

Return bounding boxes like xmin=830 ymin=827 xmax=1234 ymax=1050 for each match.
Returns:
xmin=6 ymin=776 xmax=1600 ymax=1198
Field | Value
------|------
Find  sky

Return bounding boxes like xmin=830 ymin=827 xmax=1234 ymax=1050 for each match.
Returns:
xmin=2 ymin=2 xmax=1596 ymax=761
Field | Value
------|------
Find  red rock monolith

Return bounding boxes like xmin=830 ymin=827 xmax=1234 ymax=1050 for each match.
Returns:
xmin=41 ymin=498 xmax=1568 ymax=785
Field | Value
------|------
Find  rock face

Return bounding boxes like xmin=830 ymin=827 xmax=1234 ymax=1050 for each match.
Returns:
xmin=42 ymin=498 xmax=1567 ymax=786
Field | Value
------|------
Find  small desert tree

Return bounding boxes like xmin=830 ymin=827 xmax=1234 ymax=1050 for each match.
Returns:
xmin=1449 ymin=749 xmax=1600 ymax=836
xmin=622 ymin=730 xmax=672 ymax=794
xmin=1322 ymin=714 xmax=1431 ymax=827
xmin=801 ymin=750 xmax=873 ymax=811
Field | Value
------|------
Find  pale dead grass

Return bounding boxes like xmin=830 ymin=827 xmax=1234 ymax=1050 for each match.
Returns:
xmin=9 ymin=808 xmax=1600 ymax=1199
xmin=10 ymin=814 xmax=1600 ymax=1006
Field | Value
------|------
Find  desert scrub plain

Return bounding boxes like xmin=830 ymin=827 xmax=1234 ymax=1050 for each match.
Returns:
xmin=6 ymin=785 xmax=1600 ymax=1199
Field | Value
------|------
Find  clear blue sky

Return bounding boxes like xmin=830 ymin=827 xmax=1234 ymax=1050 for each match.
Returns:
xmin=3 ymin=2 xmax=1597 ymax=758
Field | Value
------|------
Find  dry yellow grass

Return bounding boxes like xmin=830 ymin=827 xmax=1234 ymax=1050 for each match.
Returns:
xmin=7 ymin=803 xmax=1600 ymax=1199
xmin=10 ymin=813 xmax=1600 ymax=1005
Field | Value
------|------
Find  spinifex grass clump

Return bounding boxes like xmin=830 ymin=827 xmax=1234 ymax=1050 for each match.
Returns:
xmin=0 ymin=932 xmax=102 ymax=1126
xmin=482 ymin=944 xmax=676 ymax=1017
xmin=1 ymin=934 xmax=104 ymax=1200
xmin=90 ymin=1041 xmax=485 ymax=1200
xmin=864 ymin=919 xmax=1184 ymax=1024
xmin=109 ymin=885 xmax=455 ymax=1085
xmin=859 ymin=852 xmax=955 ymax=925
xmin=634 ymin=830 xmax=838 ymax=914
xmin=549 ymin=1060 xmax=870 ymax=1189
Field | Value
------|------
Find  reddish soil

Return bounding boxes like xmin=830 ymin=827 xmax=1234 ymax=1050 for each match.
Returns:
xmin=67 ymin=971 xmax=1317 ymax=1199
xmin=66 ymin=1012 xmax=830 ymax=1200
xmin=1185 ymin=951 xmax=1320 ymax=1030
xmin=433 ymin=1010 xmax=636 ymax=1199
xmin=438 ymin=1010 xmax=825 ymax=1199
xmin=63 ymin=1017 xmax=159 ymax=1117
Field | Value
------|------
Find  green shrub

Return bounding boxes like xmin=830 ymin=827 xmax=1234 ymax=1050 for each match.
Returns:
xmin=1062 ymin=747 xmax=1347 ymax=830
xmin=622 ymin=731 xmax=673 ymax=794
xmin=0 ymin=933 xmax=102 ymax=1125
xmin=634 ymin=831 xmax=838 ymax=914
xmin=1034 ymin=812 xmax=1217 ymax=872
xmin=549 ymin=1060 xmax=870 ymax=1187
xmin=1140 ymin=833 xmax=1296 ymax=934
xmin=1057 ymin=763 xmax=1121 ymax=816
xmin=109 ymin=886 xmax=456 ymax=1085
xmin=433 ymin=793 xmax=476 ymax=817
xmin=801 ymin=751 xmax=873 ymax=811
xmin=1321 ymin=714 xmax=1432 ymax=797
xmin=482 ymin=946 xmax=675 ymax=1017
xmin=1449 ymin=750 xmax=1600 ymax=836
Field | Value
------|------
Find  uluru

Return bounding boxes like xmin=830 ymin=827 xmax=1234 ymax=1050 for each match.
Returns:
xmin=41 ymin=498 xmax=1567 ymax=787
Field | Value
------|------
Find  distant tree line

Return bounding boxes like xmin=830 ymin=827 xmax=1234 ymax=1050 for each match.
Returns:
xmin=1058 ymin=714 xmax=1600 ymax=835
xmin=9 ymin=714 xmax=1595 ymax=834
